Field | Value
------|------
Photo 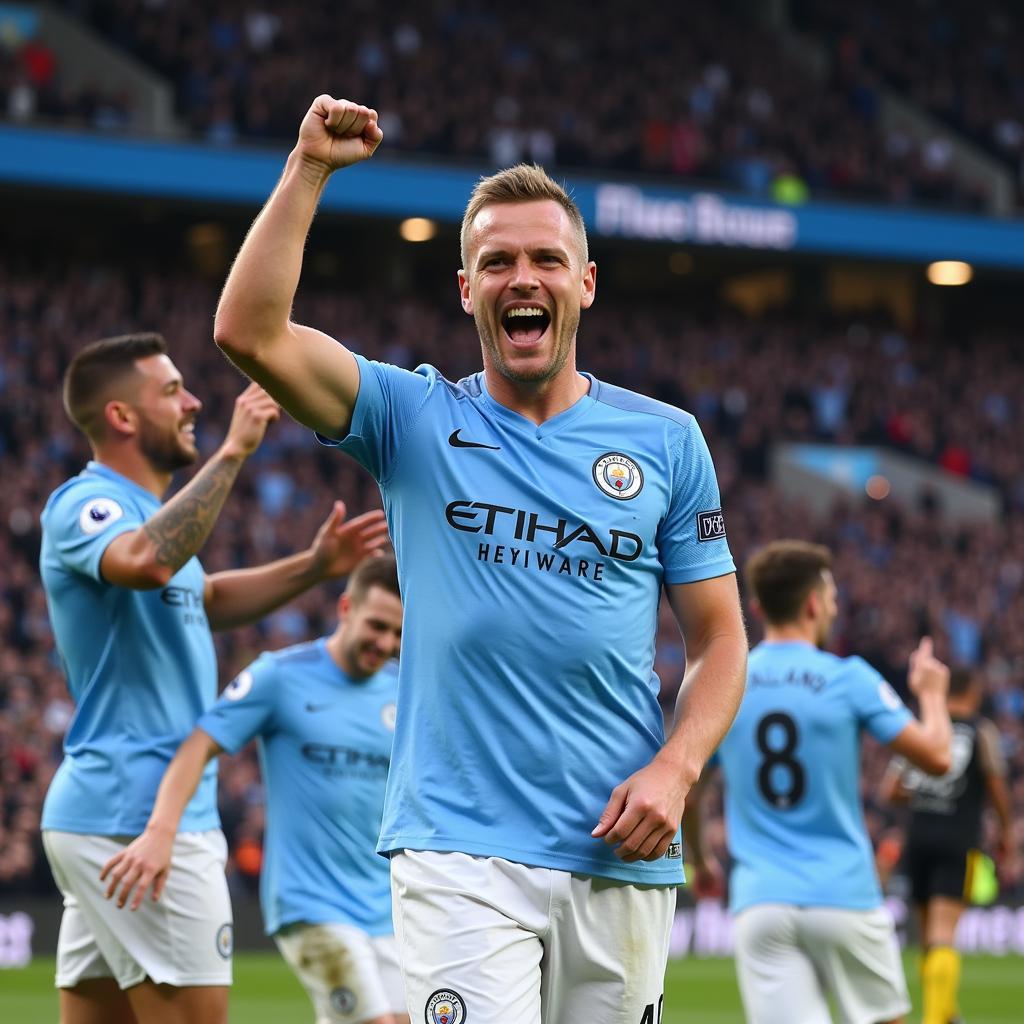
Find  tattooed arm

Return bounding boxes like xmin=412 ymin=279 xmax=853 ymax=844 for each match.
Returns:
xmin=99 ymin=385 xmax=280 ymax=589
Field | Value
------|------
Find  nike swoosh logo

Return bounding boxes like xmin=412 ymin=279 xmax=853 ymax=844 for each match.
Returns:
xmin=448 ymin=429 xmax=500 ymax=450
xmin=305 ymin=702 xmax=333 ymax=712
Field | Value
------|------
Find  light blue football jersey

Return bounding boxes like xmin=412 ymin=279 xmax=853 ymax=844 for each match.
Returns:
xmin=716 ymin=641 xmax=912 ymax=912
xmin=198 ymin=640 xmax=398 ymax=936
xmin=39 ymin=462 xmax=218 ymax=835
xmin=322 ymin=356 xmax=735 ymax=885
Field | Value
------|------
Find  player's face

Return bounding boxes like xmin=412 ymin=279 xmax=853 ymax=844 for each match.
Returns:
xmin=814 ymin=570 xmax=839 ymax=648
xmin=340 ymin=586 xmax=403 ymax=679
xmin=459 ymin=200 xmax=596 ymax=386
xmin=132 ymin=355 xmax=203 ymax=471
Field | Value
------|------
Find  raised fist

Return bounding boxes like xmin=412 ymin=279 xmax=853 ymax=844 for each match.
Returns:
xmin=296 ymin=95 xmax=383 ymax=173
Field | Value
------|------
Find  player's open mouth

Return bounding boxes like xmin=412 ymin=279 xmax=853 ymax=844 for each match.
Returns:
xmin=501 ymin=305 xmax=550 ymax=346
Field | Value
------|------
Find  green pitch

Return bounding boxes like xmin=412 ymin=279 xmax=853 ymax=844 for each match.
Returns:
xmin=2 ymin=953 xmax=1021 ymax=1022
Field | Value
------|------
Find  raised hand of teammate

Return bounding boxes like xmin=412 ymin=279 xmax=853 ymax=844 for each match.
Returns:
xmin=221 ymin=381 xmax=281 ymax=459
xmin=296 ymin=95 xmax=383 ymax=175
xmin=308 ymin=500 xmax=390 ymax=580
xmin=99 ymin=826 xmax=175 ymax=912
xmin=907 ymin=636 xmax=950 ymax=698
xmin=591 ymin=757 xmax=688 ymax=863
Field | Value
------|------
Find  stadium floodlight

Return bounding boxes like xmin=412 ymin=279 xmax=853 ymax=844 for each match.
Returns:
xmin=399 ymin=217 xmax=438 ymax=242
xmin=926 ymin=260 xmax=973 ymax=285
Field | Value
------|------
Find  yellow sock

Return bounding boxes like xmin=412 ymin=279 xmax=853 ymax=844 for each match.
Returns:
xmin=921 ymin=945 xmax=961 ymax=1024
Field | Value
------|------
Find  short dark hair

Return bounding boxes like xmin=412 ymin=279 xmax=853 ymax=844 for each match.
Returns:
xmin=745 ymin=540 xmax=832 ymax=625
xmin=63 ymin=333 xmax=167 ymax=439
xmin=346 ymin=553 xmax=400 ymax=606
xmin=948 ymin=667 xmax=975 ymax=697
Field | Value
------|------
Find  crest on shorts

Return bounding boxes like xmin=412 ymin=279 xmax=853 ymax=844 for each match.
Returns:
xmin=215 ymin=923 xmax=233 ymax=959
xmin=330 ymin=987 xmax=357 ymax=1015
xmin=426 ymin=988 xmax=466 ymax=1024
xmin=593 ymin=452 xmax=644 ymax=500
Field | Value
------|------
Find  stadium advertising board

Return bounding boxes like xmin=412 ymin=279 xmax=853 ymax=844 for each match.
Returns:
xmin=593 ymin=185 xmax=797 ymax=250
xmin=3 ymin=127 xmax=1024 ymax=268
xmin=668 ymin=898 xmax=1024 ymax=959
xmin=3 ymin=898 xmax=1024 ymax=967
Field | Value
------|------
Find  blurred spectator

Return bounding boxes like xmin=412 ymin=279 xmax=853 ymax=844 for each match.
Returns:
xmin=0 ymin=0 xmax=986 ymax=209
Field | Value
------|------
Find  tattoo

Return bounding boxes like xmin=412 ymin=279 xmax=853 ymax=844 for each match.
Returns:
xmin=144 ymin=457 xmax=242 ymax=570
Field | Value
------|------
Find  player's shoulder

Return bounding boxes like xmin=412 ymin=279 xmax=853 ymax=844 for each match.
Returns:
xmin=587 ymin=376 xmax=696 ymax=431
xmin=362 ymin=357 xmax=472 ymax=399
xmin=749 ymin=641 xmax=840 ymax=668
xmin=750 ymin=643 xmax=874 ymax=687
xmin=808 ymin=650 xmax=884 ymax=691
xmin=42 ymin=465 xmax=139 ymax=530
xmin=261 ymin=639 xmax=328 ymax=672
xmin=832 ymin=653 xmax=883 ymax=682
xmin=228 ymin=640 xmax=325 ymax=697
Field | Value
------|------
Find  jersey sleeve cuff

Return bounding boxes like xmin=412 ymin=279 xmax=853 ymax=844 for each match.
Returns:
xmin=663 ymin=558 xmax=737 ymax=586
xmin=195 ymin=717 xmax=243 ymax=756
xmin=875 ymin=708 xmax=914 ymax=745
xmin=89 ymin=518 xmax=144 ymax=582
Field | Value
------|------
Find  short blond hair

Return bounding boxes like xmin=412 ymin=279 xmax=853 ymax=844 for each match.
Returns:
xmin=460 ymin=164 xmax=588 ymax=269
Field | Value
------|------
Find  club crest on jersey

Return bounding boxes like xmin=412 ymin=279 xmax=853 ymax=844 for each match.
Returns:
xmin=426 ymin=988 xmax=466 ymax=1024
xmin=381 ymin=702 xmax=397 ymax=731
xmin=593 ymin=452 xmax=644 ymax=500
xmin=79 ymin=497 xmax=124 ymax=535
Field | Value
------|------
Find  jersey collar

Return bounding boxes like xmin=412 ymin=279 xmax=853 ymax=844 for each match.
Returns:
xmin=84 ymin=460 xmax=161 ymax=506
xmin=477 ymin=372 xmax=597 ymax=440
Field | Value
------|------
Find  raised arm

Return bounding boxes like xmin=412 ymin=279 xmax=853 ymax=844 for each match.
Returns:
xmin=100 ymin=384 xmax=279 ymax=589
xmin=203 ymin=502 xmax=388 ymax=630
xmin=214 ymin=96 xmax=383 ymax=437
xmin=887 ymin=637 xmax=952 ymax=776
xmin=99 ymin=728 xmax=223 ymax=910
xmin=592 ymin=574 xmax=747 ymax=862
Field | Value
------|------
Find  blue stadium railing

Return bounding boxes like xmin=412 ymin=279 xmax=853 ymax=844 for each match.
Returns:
xmin=2 ymin=125 xmax=1024 ymax=268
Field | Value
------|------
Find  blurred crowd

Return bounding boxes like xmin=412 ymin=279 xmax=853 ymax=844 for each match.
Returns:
xmin=1 ymin=254 xmax=1022 ymax=902
xmin=0 ymin=30 xmax=135 ymax=132
xmin=797 ymin=0 xmax=1024 ymax=203
xmin=0 ymin=0 xmax=995 ymax=210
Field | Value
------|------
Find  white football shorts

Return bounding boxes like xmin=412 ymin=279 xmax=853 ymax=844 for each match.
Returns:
xmin=391 ymin=849 xmax=675 ymax=1024
xmin=274 ymin=921 xmax=406 ymax=1024
xmin=733 ymin=902 xmax=910 ymax=1024
xmin=42 ymin=829 xmax=233 ymax=990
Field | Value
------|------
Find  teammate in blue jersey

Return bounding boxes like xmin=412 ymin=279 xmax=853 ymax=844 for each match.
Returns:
xmin=101 ymin=555 xmax=408 ymax=1024
xmin=40 ymin=333 xmax=388 ymax=1024
xmin=685 ymin=540 xmax=953 ymax=1024
xmin=212 ymin=96 xmax=749 ymax=1023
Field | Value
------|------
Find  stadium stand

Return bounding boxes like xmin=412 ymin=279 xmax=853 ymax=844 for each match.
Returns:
xmin=0 ymin=0 xmax=986 ymax=209
xmin=794 ymin=0 xmax=1024 ymax=204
